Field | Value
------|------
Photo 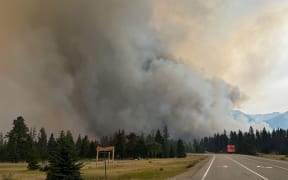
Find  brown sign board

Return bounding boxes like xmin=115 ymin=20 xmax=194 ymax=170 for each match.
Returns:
xmin=97 ymin=146 xmax=114 ymax=151
xmin=96 ymin=146 xmax=115 ymax=167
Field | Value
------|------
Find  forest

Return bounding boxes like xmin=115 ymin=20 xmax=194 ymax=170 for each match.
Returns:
xmin=0 ymin=116 xmax=186 ymax=166
xmin=2 ymin=116 xmax=288 ymax=179
xmin=193 ymin=126 xmax=288 ymax=155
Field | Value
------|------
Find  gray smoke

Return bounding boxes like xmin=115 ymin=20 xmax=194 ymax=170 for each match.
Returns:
xmin=0 ymin=0 xmax=263 ymax=138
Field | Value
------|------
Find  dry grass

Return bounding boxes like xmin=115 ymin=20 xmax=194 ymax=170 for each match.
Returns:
xmin=0 ymin=155 xmax=207 ymax=180
xmin=83 ymin=155 xmax=207 ymax=180
xmin=256 ymin=153 xmax=288 ymax=161
xmin=0 ymin=163 xmax=45 ymax=180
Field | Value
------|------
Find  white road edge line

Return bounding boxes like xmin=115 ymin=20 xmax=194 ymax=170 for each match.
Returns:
xmin=241 ymin=156 xmax=288 ymax=172
xmin=227 ymin=156 xmax=268 ymax=180
xmin=201 ymin=155 xmax=215 ymax=180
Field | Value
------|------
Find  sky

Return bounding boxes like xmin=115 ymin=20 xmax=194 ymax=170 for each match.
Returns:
xmin=151 ymin=0 xmax=288 ymax=114
xmin=227 ymin=0 xmax=288 ymax=114
xmin=0 ymin=0 xmax=288 ymax=137
xmin=225 ymin=0 xmax=288 ymax=114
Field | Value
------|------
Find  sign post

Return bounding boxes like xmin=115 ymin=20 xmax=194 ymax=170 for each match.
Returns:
xmin=96 ymin=146 xmax=115 ymax=167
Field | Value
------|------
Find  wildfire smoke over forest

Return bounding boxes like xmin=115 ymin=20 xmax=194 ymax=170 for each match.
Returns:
xmin=2 ymin=0 xmax=288 ymax=138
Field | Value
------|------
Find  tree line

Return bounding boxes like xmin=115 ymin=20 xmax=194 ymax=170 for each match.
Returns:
xmin=0 ymin=116 xmax=187 ymax=179
xmin=99 ymin=125 xmax=186 ymax=159
xmin=193 ymin=126 xmax=288 ymax=155
xmin=0 ymin=117 xmax=98 ymax=163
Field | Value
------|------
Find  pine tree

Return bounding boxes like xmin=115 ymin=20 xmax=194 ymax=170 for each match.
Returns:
xmin=47 ymin=131 xmax=83 ymax=180
xmin=80 ymin=136 xmax=90 ymax=158
xmin=162 ymin=125 xmax=170 ymax=158
xmin=47 ymin=133 xmax=57 ymax=158
xmin=0 ymin=132 xmax=3 ymax=146
xmin=155 ymin=129 xmax=163 ymax=144
xmin=261 ymin=128 xmax=271 ymax=153
xmin=176 ymin=139 xmax=186 ymax=158
xmin=26 ymin=134 xmax=40 ymax=170
xmin=75 ymin=135 xmax=82 ymax=157
xmin=6 ymin=116 xmax=29 ymax=162
xmin=88 ymin=140 xmax=98 ymax=158
xmin=155 ymin=129 xmax=163 ymax=157
xmin=126 ymin=132 xmax=138 ymax=158
xmin=247 ymin=126 xmax=256 ymax=155
xmin=146 ymin=141 xmax=161 ymax=158
xmin=193 ymin=139 xmax=201 ymax=153
xmin=0 ymin=132 xmax=8 ymax=162
xmin=169 ymin=144 xmax=176 ymax=158
xmin=135 ymin=134 xmax=146 ymax=158
xmin=112 ymin=130 xmax=126 ymax=159
xmin=38 ymin=128 xmax=48 ymax=162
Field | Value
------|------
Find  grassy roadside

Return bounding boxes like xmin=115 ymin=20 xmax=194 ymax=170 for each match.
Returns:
xmin=0 ymin=163 xmax=45 ymax=180
xmin=256 ymin=153 xmax=288 ymax=161
xmin=83 ymin=155 xmax=207 ymax=180
xmin=0 ymin=155 xmax=207 ymax=180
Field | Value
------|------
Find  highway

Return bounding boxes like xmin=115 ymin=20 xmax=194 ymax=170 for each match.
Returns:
xmin=189 ymin=154 xmax=288 ymax=180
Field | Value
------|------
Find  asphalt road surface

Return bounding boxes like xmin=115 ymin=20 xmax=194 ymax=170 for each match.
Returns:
xmin=190 ymin=154 xmax=288 ymax=180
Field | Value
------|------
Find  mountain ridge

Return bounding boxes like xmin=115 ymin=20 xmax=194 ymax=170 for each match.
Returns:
xmin=233 ymin=110 xmax=288 ymax=129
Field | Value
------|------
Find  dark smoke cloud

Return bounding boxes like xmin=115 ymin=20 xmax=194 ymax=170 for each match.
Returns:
xmin=0 ymin=0 xmax=263 ymax=138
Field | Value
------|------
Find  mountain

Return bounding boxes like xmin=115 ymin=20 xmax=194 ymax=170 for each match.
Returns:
xmin=232 ymin=110 xmax=288 ymax=129
xmin=232 ymin=110 xmax=255 ymax=123
xmin=250 ymin=112 xmax=281 ymax=122
xmin=265 ymin=112 xmax=288 ymax=129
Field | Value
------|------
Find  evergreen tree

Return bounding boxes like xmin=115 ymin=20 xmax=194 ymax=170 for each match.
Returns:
xmin=47 ymin=134 xmax=57 ymax=158
xmin=100 ymin=136 xmax=111 ymax=146
xmin=6 ymin=116 xmax=29 ymax=162
xmin=221 ymin=130 xmax=228 ymax=152
xmin=162 ymin=125 xmax=170 ymax=158
xmin=135 ymin=134 xmax=146 ymax=158
xmin=26 ymin=134 xmax=40 ymax=170
xmin=88 ymin=140 xmax=98 ymax=158
xmin=176 ymin=139 xmax=186 ymax=158
xmin=38 ymin=127 xmax=48 ymax=162
xmin=0 ymin=132 xmax=8 ymax=162
xmin=80 ymin=135 xmax=90 ymax=158
xmin=0 ymin=132 xmax=3 ymax=146
xmin=237 ymin=130 xmax=244 ymax=153
xmin=146 ymin=141 xmax=161 ymax=158
xmin=261 ymin=128 xmax=271 ymax=153
xmin=126 ymin=132 xmax=138 ymax=158
xmin=47 ymin=131 xmax=82 ymax=180
xmin=169 ymin=144 xmax=176 ymax=158
xmin=75 ymin=135 xmax=82 ymax=157
xmin=246 ymin=126 xmax=256 ymax=155
xmin=155 ymin=129 xmax=163 ymax=144
xmin=30 ymin=127 xmax=37 ymax=142
xmin=155 ymin=129 xmax=163 ymax=157
xmin=112 ymin=130 xmax=126 ymax=159
xmin=193 ymin=139 xmax=201 ymax=153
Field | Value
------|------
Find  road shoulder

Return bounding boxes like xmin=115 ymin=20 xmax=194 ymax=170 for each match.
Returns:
xmin=169 ymin=155 xmax=211 ymax=180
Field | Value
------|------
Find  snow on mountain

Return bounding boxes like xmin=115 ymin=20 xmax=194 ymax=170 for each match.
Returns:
xmin=265 ymin=112 xmax=288 ymax=129
xmin=232 ymin=110 xmax=288 ymax=129
xmin=250 ymin=112 xmax=281 ymax=122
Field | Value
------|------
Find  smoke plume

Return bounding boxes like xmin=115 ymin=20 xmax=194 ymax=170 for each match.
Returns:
xmin=1 ymin=0 xmax=280 ymax=138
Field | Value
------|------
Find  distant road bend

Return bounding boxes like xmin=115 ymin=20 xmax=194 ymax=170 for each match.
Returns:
xmin=189 ymin=154 xmax=288 ymax=180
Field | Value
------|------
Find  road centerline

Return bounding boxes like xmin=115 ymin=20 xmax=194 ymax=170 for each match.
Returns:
xmin=227 ymin=156 xmax=269 ymax=180
xmin=201 ymin=155 xmax=215 ymax=180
